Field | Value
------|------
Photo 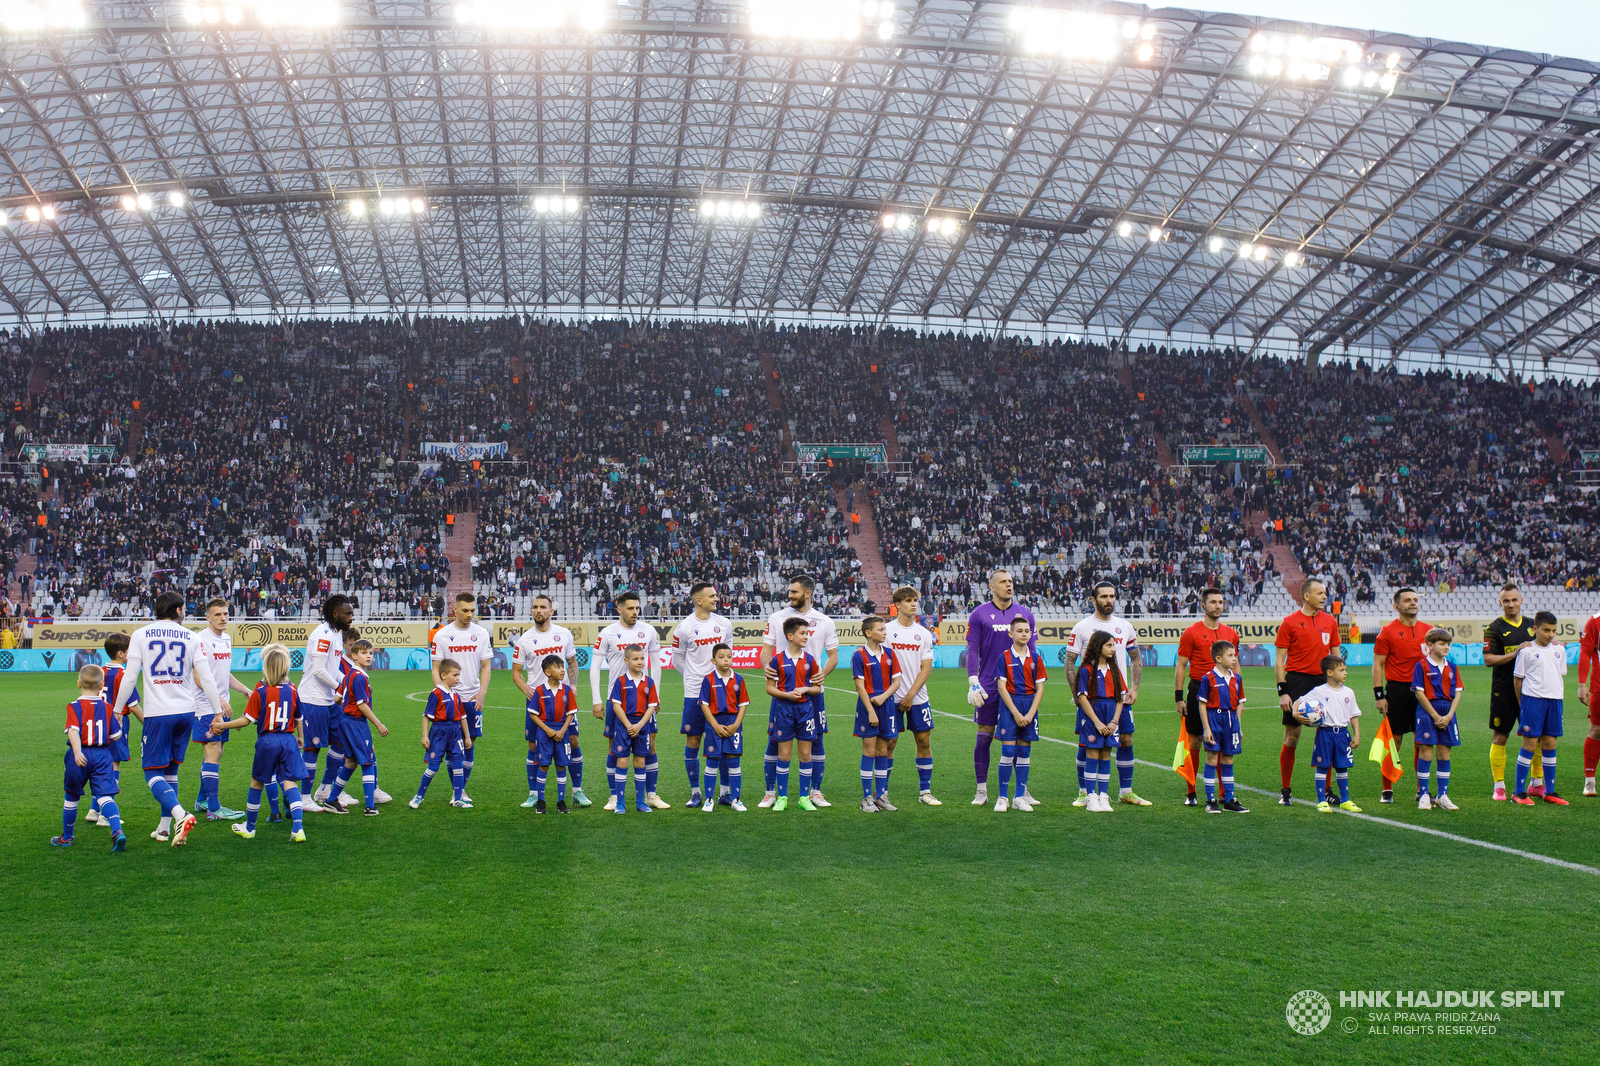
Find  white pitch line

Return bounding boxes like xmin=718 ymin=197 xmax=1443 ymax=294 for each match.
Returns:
xmin=907 ymin=699 xmax=1600 ymax=878
xmin=404 ymin=679 xmax=1598 ymax=877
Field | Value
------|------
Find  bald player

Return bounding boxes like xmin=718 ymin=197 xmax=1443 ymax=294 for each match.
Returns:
xmin=965 ymin=569 xmax=1038 ymax=807
xmin=1274 ymin=578 xmax=1340 ymax=806
xmin=1373 ymin=587 xmax=1430 ymax=804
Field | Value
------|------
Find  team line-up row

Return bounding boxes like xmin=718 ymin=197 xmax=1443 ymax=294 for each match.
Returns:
xmin=48 ymin=575 xmax=1588 ymax=849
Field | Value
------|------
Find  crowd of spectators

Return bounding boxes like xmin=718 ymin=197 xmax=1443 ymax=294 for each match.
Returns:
xmin=470 ymin=319 xmax=866 ymax=619
xmin=1249 ymin=357 xmax=1598 ymax=594
xmin=4 ymin=316 xmax=1599 ymax=621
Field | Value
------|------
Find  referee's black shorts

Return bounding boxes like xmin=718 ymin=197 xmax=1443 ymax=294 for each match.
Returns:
xmin=1184 ymin=679 xmax=1204 ymax=741
xmin=1282 ymin=671 xmax=1323 ymax=726
xmin=1384 ymin=681 xmax=1417 ymax=737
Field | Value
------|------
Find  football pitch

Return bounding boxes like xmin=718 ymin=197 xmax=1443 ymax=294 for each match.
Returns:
xmin=3 ymin=666 xmax=1595 ymax=1065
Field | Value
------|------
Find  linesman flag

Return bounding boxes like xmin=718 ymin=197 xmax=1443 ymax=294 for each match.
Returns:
xmin=1369 ymin=717 xmax=1405 ymax=788
xmin=1172 ymin=719 xmax=1196 ymax=787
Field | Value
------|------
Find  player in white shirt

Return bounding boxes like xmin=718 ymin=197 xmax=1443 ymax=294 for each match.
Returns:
xmin=1512 ymin=611 xmax=1570 ymax=804
xmin=590 ymin=590 xmax=664 ymax=810
xmin=109 ymin=590 xmax=225 ymax=846
xmin=759 ymin=574 xmax=840 ymax=808
xmin=511 ymin=594 xmax=589 ymax=807
xmin=431 ymin=592 xmax=494 ymax=804
xmin=671 ymin=581 xmax=734 ymax=807
xmin=883 ymin=586 xmax=941 ymax=806
xmin=1063 ymin=581 xmax=1147 ymax=807
xmin=1292 ymin=655 xmax=1364 ymax=811
xmin=190 ymin=599 xmax=254 ymax=821
xmin=300 ymin=594 xmax=355 ymax=807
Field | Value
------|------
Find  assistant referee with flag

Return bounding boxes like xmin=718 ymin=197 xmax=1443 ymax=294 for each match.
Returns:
xmin=1373 ymin=587 xmax=1429 ymax=804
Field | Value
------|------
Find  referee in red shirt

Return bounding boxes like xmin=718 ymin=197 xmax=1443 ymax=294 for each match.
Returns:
xmin=1373 ymin=587 xmax=1429 ymax=805
xmin=1274 ymin=578 xmax=1341 ymax=805
xmin=1174 ymin=587 xmax=1239 ymax=808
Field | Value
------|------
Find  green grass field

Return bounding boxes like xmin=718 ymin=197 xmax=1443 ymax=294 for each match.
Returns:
xmin=3 ymin=665 xmax=1596 ymax=1065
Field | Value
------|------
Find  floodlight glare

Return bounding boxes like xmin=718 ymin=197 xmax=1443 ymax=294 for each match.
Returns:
xmin=1147 ymin=226 xmax=1163 ymax=242
xmin=701 ymin=198 xmax=762 ymax=223
xmin=167 ymin=191 xmax=187 ymax=208
xmin=1283 ymin=250 xmax=1302 ymax=268
xmin=1237 ymin=241 xmax=1253 ymax=258
xmin=1253 ymin=244 xmax=1269 ymax=261
xmin=40 ymin=204 xmax=55 ymax=220
xmin=24 ymin=206 xmax=41 ymax=222
xmin=348 ymin=199 xmax=366 ymax=217
xmin=1136 ymin=43 xmax=1154 ymax=62
xmin=456 ymin=0 xmax=610 ymax=31
xmin=1208 ymin=235 xmax=1225 ymax=253
xmin=136 ymin=193 xmax=154 ymax=210
xmin=750 ymin=0 xmax=878 ymax=41
xmin=1011 ymin=6 xmax=1147 ymax=61
xmin=410 ymin=198 xmax=426 ymax=214
xmin=1116 ymin=220 xmax=1133 ymax=238
xmin=120 ymin=195 xmax=138 ymax=211
xmin=0 ymin=209 xmax=7 ymax=227
xmin=1 ymin=0 xmax=88 ymax=32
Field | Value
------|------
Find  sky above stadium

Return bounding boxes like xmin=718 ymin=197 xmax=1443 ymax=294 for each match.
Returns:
xmin=1215 ymin=1 xmax=1600 ymax=63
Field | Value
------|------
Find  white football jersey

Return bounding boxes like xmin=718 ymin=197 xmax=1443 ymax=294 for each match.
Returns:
xmin=1300 ymin=683 xmax=1363 ymax=729
xmin=1514 ymin=642 xmax=1568 ymax=699
xmin=590 ymin=620 xmax=661 ymax=704
xmin=195 ymin=627 xmax=235 ymax=712
xmin=298 ymin=621 xmax=346 ymax=706
xmin=432 ymin=622 xmax=494 ymax=702
xmin=883 ymin=618 xmax=935 ymax=705
xmin=762 ymin=605 xmax=840 ymax=663
xmin=671 ymin=612 xmax=733 ymax=699
xmin=512 ymin=622 xmax=577 ymax=676
xmin=120 ymin=620 xmax=212 ymax=719
xmin=1066 ymin=614 xmax=1140 ymax=678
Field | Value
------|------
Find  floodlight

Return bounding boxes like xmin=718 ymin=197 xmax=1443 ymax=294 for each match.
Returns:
xmin=1116 ymin=220 xmax=1133 ymax=238
xmin=410 ymin=197 xmax=426 ymax=214
xmin=41 ymin=204 xmax=55 ymax=220
xmin=1253 ymin=244 xmax=1268 ymax=261
xmin=1011 ymin=6 xmax=1147 ymax=61
xmin=25 ymin=206 xmax=41 ymax=222
xmin=750 ymin=0 xmax=871 ymax=40
xmin=0 ymin=209 xmax=7 ymax=226
xmin=1 ymin=0 xmax=88 ymax=32
xmin=1237 ymin=241 xmax=1253 ymax=258
xmin=1208 ymin=235 xmax=1225 ymax=253
xmin=348 ymin=199 xmax=366 ymax=217
xmin=457 ymin=0 xmax=610 ymax=31
xmin=1147 ymin=226 xmax=1163 ymax=242
xmin=1283 ymin=250 xmax=1301 ymax=268
xmin=168 ymin=191 xmax=186 ymax=208
xmin=120 ymin=195 xmax=138 ymax=211
xmin=1136 ymin=43 xmax=1153 ymax=62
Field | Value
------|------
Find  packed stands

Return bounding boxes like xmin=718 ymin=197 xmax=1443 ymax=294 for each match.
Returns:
xmin=4 ymin=318 xmax=1599 ymax=622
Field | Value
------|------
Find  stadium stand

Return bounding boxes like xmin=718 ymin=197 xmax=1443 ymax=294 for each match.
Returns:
xmin=4 ymin=319 xmax=1598 ymax=622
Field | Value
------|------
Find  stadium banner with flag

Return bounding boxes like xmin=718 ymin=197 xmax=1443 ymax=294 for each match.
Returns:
xmin=19 ymin=443 xmax=120 ymax=463
xmin=794 ymin=442 xmax=889 ymax=465
xmin=419 ymin=441 xmax=509 ymax=461
xmin=1178 ymin=445 xmax=1271 ymax=464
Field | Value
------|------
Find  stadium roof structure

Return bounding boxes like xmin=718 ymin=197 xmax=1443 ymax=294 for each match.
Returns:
xmin=2 ymin=0 xmax=1600 ymax=372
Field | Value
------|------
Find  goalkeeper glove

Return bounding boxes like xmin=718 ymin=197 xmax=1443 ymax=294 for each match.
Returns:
xmin=966 ymin=677 xmax=988 ymax=707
